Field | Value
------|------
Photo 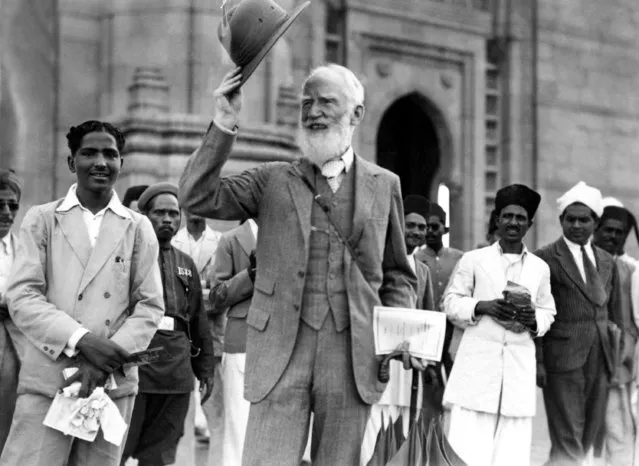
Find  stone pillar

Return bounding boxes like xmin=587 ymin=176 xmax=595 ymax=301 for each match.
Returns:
xmin=127 ymin=67 xmax=170 ymax=116
xmin=103 ymin=0 xmax=224 ymax=117
xmin=276 ymin=85 xmax=299 ymax=130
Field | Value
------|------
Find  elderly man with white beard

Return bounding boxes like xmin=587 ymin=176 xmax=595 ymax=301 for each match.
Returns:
xmin=178 ymin=65 xmax=417 ymax=465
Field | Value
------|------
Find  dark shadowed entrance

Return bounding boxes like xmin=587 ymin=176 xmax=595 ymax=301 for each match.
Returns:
xmin=376 ymin=93 xmax=441 ymax=200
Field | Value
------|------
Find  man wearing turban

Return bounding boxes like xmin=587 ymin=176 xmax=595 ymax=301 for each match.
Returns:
xmin=593 ymin=204 xmax=639 ymax=465
xmin=535 ymin=181 xmax=621 ymax=465
xmin=121 ymin=183 xmax=215 ymax=466
xmin=415 ymin=200 xmax=464 ymax=374
xmin=442 ymin=184 xmax=556 ymax=465
xmin=0 ymin=169 xmax=22 ymax=452
xmin=360 ymin=194 xmax=436 ymax=465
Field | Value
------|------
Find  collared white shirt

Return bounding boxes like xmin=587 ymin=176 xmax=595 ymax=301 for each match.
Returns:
xmin=56 ymin=184 xmax=130 ymax=247
xmin=563 ymin=236 xmax=596 ymax=282
xmin=56 ymin=183 xmax=130 ymax=355
xmin=407 ymin=251 xmax=417 ymax=274
xmin=496 ymin=242 xmax=528 ymax=284
xmin=320 ymin=146 xmax=354 ymax=176
xmin=0 ymin=233 xmax=14 ymax=298
xmin=185 ymin=228 xmax=207 ymax=263
xmin=247 ymin=218 xmax=258 ymax=241
xmin=320 ymin=147 xmax=353 ymax=193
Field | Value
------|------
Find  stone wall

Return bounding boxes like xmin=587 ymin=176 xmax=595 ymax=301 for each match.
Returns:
xmin=534 ymin=0 xmax=639 ymax=252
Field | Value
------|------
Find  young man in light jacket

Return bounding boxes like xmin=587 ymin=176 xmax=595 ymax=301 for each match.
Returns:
xmin=1 ymin=121 xmax=164 ymax=466
xmin=442 ymin=184 xmax=556 ymax=466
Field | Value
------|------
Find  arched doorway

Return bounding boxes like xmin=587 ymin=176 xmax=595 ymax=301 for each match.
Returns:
xmin=376 ymin=93 xmax=442 ymax=200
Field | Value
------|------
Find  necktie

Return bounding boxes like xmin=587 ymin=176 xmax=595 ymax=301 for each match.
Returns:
xmin=321 ymin=158 xmax=345 ymax=193
xmin=581 ymin=245 xmax=599 ymax=286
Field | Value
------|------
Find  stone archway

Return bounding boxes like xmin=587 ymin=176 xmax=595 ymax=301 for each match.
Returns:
xmin=376 ymin=92 xmax=441 ymax=200
xmin=375 ymin=92 xmax=462 ymax=247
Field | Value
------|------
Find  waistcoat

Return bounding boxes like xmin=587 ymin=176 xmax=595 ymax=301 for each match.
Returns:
xmin=300 ymin=166 xmax=355 ymax=331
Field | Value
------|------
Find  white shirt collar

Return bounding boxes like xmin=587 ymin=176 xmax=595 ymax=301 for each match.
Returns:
xmin=247 ymin=218 xmax=258 ymax=240
xmin=321 ymin=147 xmax=354 ymax=174
xmin=57 ymin=184 xmax=130 ymax=219
xmin=1 ymin=233 xmax=11 ymax=254
xmin=493 ymin=240 xmax=528 ymax=258
xmin=563 ymin=235 xmax=592 ymax=253
xmin=407 ymin=250 xmax=416 ymax=273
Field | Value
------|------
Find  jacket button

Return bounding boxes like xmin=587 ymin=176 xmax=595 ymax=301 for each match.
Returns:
xmin=104 ymin=292 xmax=111 ymax=299
xmin=293 ymin=304 xmax=300 ymax=311
xmin=43 ymin=345 xmax=49 ymax=351
xmin=78 ymin=294 xmax=83 ymax=301
xmin=50 ymin=350 xmax=55 ymax=355
xmin=298 ymin=271 xmax=305 ymax=278
xmin=105 ymin=319 xmax=111 ymax=326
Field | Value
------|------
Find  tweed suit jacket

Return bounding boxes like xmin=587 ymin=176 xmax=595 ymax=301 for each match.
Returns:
xmin=534 ymin=238 xmax=618 ymax=374
xmin=7 ymin=200 xmax=165 ymax=399
xmin=209 ymin=221 xmax=256 ymax=354
xmin=179 ymin=124 xmax=417 ymax=404
xmin=415 ymin=260 xmax=435 ymax=311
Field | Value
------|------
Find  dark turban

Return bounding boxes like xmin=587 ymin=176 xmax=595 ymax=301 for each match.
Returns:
xmin=137 ymin=182 xmax=178 ymax=212
xmin=601 ymin=206 xmax=639 ymax=246
xmin=427 ymin=202 xmax=447 ymax=224
xmin=0 ymin=169 xmax=22 ymax=201
xmin=495 ymin=184 xmax=541 ymax=220
xmin=403 ymin=195 xmax=429 ymax=219
xmin=122 ymin=185 xmax=149 ymax=208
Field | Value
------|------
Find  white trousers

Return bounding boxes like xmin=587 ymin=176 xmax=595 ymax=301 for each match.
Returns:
xmin=221 ymin=353 xmax=251 ymax=466
xmin=447 ymin=405 xmax=532 ymax=466
xmin=605 ymin=384 xmax=635 ymax=466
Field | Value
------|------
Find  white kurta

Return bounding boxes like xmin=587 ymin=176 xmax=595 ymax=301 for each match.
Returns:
xmin=442 ymin=242 xmax=556 ymax=465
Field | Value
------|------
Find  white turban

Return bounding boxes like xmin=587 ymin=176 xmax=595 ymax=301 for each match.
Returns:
xmin=556 ymin=181 xmax=603 ymax=217
xmin=602 ymin=196 xmax=624 ymax=208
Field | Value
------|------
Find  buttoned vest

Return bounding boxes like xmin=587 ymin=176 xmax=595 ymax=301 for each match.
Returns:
xmin=300 ymin=166 xmax=355 ymax=332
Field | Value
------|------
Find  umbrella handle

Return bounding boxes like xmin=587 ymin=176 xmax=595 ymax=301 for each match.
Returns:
xmin=378 ymin=350 xmax=404 ymax=383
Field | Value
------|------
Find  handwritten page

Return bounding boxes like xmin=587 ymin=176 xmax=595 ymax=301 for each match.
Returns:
xmin=373 ymin=306 xmax=447 ymax=361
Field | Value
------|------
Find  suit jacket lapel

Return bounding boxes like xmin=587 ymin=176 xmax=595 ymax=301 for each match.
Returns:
xmin=287 ymin=159 xmax=315 ymax=248
xmin=477 ymin=245 xmax=507 ymax=296
xmin=55 ymin=209 xmax=92 ymax=268
xmin=555 ymin=239 xmax=595 ymax=303
xmin=78 ymin=211 xmax=131 ymax=293
xmin=349 ymin=156 xmax=378 ymax=245
xmin=591 ymin=246 xmax=611 ymax=306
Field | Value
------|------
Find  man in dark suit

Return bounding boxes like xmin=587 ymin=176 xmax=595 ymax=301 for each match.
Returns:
xmin=535 ymin=181 xmax=620 ymax=465
xmin=179 ymin=65 xmax=417 ymax=465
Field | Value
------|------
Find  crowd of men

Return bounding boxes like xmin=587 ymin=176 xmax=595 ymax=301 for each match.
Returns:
xmin=0 ymin=60 xmax=638 ymax=466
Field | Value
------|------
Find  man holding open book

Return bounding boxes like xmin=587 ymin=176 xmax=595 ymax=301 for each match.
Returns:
xmin=441 ymin=184 xmax=556 ymax=466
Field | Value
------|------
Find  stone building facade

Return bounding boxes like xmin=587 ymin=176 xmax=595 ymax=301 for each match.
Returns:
xmin=1 ymin=0 xmax=638 ymax=251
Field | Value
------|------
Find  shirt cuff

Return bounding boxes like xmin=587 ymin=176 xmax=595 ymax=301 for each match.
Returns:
xmin=63 ymin=328 xmax=90 ymax=358
xmin=213 ymin=119 xmax=238 ymax=135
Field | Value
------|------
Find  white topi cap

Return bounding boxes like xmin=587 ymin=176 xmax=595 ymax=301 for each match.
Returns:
xmin=556 ymin=181 xmax=603 ymax=217
xmin=601 ymin=196 xmax=624 ymax=208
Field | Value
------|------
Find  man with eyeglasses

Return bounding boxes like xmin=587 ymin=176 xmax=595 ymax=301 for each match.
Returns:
xmin=416 ymin=201 xmax=463 ymax=373
xmin=0 ymin=169 xmax=22 ymax=452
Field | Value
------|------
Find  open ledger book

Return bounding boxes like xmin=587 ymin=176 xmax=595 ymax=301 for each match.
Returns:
xmin=373 ymin=306 xmax=447 ymax=362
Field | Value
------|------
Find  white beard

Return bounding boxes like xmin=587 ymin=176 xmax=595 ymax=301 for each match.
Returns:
xmin=298 ymin=119 xmax=354 ymax=166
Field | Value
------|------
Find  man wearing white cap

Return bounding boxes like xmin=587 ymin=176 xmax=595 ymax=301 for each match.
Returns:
xmin=535 ymin=181 xmax=621 ymax=465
